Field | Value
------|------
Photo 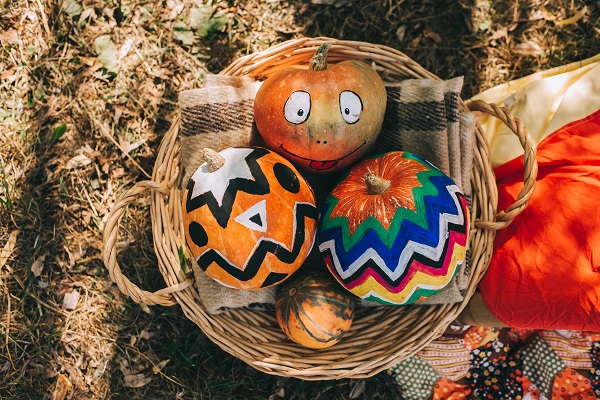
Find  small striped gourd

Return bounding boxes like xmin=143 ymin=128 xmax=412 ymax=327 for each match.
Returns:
xmin=275 ymin=272 xmax=355 ymax=349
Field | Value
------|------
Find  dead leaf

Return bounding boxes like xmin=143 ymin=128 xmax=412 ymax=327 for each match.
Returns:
xmin=118 ymin=37 xmax=134 ymax=60
xmin=62 ymin=0 xmax=82 ymax=18
xmin=0 ymin=29 xmax=19 ymax=46
xmin=513 ymin=42 xmax=543 ymax=56
xmin=152 ymin=359 xmax=170 ymax=374
xmin=556 ymin=6 xmax=588 ymax=26
xmin=79 ymin=8 xmax=95 ymax=22
xmin=1 ymin=362 xmax=10 ymax=373
xmin=268 ymin=387 xmax=285 ymax=400
xmin=489 ymin=27 xmax=508 ymax=41
xmin=31 ymin=254 xmax=46 ymax=277
xmin=539 ymin=8 xmax=557 ymax=21
xmin=0 ymin=230 xmax=19 ymax=272
xmin=118 ymin=136 xmax=147 ymax=155
xmin=529 ymin=9 xmax=545 ymax=21
xmin=52 ymin=374 xmax=73 ymax=400
xmin=395 ymin=25 xmax=407 ymax=42
xmin=166 ymin=0 xmax=184 ymax=20
xmin=79 ymin=56 xmax=98 ymax=66
xmin=139 ymin=330 xmax=154 ymax=340
xmin=65 ymin=153 xmax=92 ymax=169
xmin=123 ymin=373 xmax=152 ymax=388
xmin=423 ymin=26 xmax=442 ymax=44
xmin=110 ymin=167 xmax=125 ymax=178
xmin=63 ymin=290 xmax=80 ymax=310
xmin=1 ymin=67 xmax=16 ymax=81
xmin=94 ymin=35 xmax=119 ymax=74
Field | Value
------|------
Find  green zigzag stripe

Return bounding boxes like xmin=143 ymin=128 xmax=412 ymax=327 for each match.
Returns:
xmin=363 ymin=286 xmax=439 ymax=305
xmin=320 ymin=156 xmax=446 ymax=253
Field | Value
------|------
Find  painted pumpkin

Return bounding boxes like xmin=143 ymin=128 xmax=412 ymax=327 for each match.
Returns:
xmin=317 ymin=151 xmax=470 ymax=305
xmin=253 ymin=43 xmax=387 ymax=174
xmin=276 ymin=271 xmax=355 ymax=349
xmin=182 ymin=147 xmax=318 ymax=290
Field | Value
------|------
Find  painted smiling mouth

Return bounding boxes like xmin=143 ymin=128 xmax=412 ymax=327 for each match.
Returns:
xmin=279 ymin=142 xmax=367 ymax=170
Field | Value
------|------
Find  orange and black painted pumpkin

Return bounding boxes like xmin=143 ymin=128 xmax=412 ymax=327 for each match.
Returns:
xmin=275 ymin=271 xmax=355 ymax=349
xmin=253 ymin=43 xmax=387 ymax=174
xmin=182 ymin=147 xmax=318 ymax=290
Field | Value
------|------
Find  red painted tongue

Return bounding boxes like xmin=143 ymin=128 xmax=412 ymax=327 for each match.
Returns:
xmin=310 ymin=160 xmax=337 ymax=170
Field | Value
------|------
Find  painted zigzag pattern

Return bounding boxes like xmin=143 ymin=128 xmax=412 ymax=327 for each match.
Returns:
xmin=318 ymin=174 xmax=469 ymax=304
xmin=198 ymin=202 xmax=318 ymax=288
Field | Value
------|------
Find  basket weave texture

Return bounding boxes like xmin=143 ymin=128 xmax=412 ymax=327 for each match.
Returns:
xmin=103 ymin=37 xmax=538 ymax=380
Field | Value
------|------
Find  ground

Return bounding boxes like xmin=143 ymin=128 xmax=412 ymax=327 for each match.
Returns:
xmin=0 ymin=0 xmax=598 ymax=398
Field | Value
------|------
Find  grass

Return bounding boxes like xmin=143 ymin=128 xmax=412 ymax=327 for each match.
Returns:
xmin=0 ymin=0 xmax=599 ymax=398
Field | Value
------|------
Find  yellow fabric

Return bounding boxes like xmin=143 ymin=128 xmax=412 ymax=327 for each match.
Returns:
xmin=470 ymin=54 xmax=600 ymax=167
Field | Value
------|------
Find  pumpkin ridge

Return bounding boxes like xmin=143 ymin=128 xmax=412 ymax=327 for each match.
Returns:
xmin=295 ymin=302 xmax=345 ymax=342
xmin=299 ymin=291 xmax=354 ymax=313
xmin=275 ymin=297 xmax=293 ymax=330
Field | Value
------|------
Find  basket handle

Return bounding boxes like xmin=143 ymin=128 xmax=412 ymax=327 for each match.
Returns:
xmin=467 ymin=99 xmax=538 ymax=230
xmin=103 ymin=180 xmax=185 ymax=306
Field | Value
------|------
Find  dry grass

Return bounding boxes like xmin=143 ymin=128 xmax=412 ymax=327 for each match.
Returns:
xmin=0 ymin=0 xmax=598 ymax=398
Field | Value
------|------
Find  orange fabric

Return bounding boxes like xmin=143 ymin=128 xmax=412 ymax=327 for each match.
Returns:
xmin=433 ymin=378 xmax=472 ymax=400
xmin=479 ymin=110 xmax=600 ymax=331
xmin=551 ymin=368 xmax=596 ymax=399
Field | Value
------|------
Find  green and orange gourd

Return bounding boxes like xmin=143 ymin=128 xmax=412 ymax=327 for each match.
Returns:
xmin=276 ymin=272 xmax=355 ymax=349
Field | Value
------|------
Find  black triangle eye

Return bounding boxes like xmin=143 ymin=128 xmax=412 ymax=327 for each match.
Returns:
xmin=234 ymin=200 xmax=267 ymax=232
xmin=249 ymin=213 xmax=263 ymax=227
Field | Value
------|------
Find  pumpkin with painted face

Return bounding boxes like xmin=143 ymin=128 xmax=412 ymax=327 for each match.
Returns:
xmin=253 ymin=43 xmax=387 ymax=174
xmin=182 ymin=147 xmax=318 ymax=290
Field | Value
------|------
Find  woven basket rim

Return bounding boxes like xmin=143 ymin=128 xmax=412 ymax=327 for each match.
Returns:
xmin=102 ymin=37 xmax=537 ymax=380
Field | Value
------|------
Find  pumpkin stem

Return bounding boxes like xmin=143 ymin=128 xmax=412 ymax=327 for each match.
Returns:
xmin=203 ymin=148 xmax=225 ymax=172
xmin=364 ymin=173 xmax=390 ymax=195
xmin=309 ymin=43 xmax=332 ymax=71
xmin=288 ymin=288 xmax=297 ymax=297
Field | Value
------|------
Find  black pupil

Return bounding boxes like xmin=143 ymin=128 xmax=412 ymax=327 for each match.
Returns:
xmin=297 ymin=109 xmax=304 ymax=116
xmin=345 ymin=108 xmax=350 ymax=114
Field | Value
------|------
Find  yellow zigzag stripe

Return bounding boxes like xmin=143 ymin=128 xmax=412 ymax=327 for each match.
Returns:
xmin=350 ymin=242 xmax=467 ymax=304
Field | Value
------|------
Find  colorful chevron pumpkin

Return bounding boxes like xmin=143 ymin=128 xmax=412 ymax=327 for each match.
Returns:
xmin=317 ymin=151 xmax=470 ymax=305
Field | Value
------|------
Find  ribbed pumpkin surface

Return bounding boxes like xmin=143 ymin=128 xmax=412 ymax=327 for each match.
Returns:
xmin=276 ymin=272 xmax=355 ymax=349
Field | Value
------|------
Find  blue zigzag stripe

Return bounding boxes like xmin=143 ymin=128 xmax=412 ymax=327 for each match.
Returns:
xmin=318 ymin=174 xmax=467 ymax=281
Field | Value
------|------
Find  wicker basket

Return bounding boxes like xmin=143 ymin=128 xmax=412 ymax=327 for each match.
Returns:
xmin=103 ymin=37 xmax=538 ymax=380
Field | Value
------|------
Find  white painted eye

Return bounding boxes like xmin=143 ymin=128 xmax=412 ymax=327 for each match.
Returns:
xmin=235 ymin=199 xmax=267 ymax=232
xmin=284 ymin=91 xmax=311 ymax=124
xmin=339 ymin=91 xmax=363 ymax=124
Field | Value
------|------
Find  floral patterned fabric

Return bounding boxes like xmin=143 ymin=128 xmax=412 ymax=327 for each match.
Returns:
xmin=388 ymin=328 xmax=600 ymax=400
